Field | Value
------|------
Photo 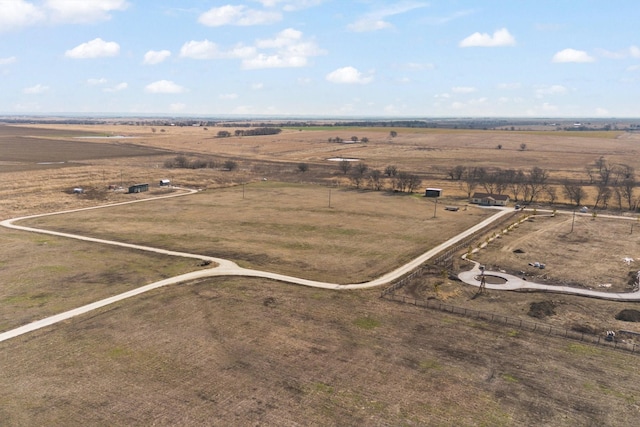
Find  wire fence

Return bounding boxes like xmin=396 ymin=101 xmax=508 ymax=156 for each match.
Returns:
xmin=382 ymin=292 xmax=640 ymax=355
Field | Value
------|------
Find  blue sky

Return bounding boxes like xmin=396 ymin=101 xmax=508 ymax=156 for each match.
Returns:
xmin=1 ymin=0 xmax=639 ymax=117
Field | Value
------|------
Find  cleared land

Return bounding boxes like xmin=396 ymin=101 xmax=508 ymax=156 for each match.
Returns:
xmin=2 ymin=123 xmax=640 ymax=425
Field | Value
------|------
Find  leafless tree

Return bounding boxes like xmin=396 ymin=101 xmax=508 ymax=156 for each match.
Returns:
xmin=338 ymin=160 xmax=352 ymax=175
xmin=562 ymin=180 xmax=588 ymax=206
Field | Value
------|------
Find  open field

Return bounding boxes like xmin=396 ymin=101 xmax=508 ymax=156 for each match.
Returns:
xmin=0 ymin=227 xmax=209 ymax=332
xmin=2 ymin=123 xmax=640 ymax=425
xmin=20 ymin=182 xmax=494 ymax=284
xmin=1 ymin=278 xmax=639 ymax=426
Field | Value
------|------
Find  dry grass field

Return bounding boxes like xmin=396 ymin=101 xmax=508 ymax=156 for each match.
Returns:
xmin=20 ymin=182 xmax=493 ymax=284
xmin=2 ymin=123 xmax=640 ymax=425
xmin=1 ymin=278 xmax=639 ymax=426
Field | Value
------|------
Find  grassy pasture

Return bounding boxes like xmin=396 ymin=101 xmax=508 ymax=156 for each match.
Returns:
xmin=20 ymin=181 xmax=494 ymax=284
xmin=0 ymin=278 xmax=638 ymax=426
xmin=0 ymin=228 xmax=207 ymax=332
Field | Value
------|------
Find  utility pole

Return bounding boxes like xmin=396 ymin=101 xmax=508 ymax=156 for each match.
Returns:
xmin=433 ymin=198 xmax=438 ymax=218
xmin=328 ymin=188 xmax=332 ymax=208
xmin=571 ymin=210 xmax=576 ymax=233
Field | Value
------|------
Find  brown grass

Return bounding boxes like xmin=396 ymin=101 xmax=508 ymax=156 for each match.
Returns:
xmin=0 ymin=228 xmax=207 ymax=332
xmin=2 ymin=124 xmax=640 ymax=425
xmin=19 ymin=182 xmax=493 ymax=283
xmin=1 ymin=278 xmax=639 ymax=426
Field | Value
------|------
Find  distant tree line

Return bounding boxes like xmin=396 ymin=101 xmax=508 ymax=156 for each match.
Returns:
xmin=339 ymin=161 xmax=421 ymax=193
xmin=217 ymin=127 xmax=282 ymax=138
xmin=448 ymin=157 xmax=638 ymax=210
xmin=327 ymin=136 xmax=369 ymax=143
xmin=164 ymin=155 xmax=237 ymax=171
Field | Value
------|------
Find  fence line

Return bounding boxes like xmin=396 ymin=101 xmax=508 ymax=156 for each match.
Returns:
xmin=382 ymin=293 xmax=639 ymax=355
xmin=380 ymin=210 xmax=520 ymax=298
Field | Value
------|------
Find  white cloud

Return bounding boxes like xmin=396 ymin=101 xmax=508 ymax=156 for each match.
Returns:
xmin=103 ymin=82 xmax=127 ymax=92
xmin=552 ymin=48 xmax=594 ymax=63
xmin=256 ymin=0 xmax=324 ymax=11
xmin=535 ymin=84 xmax=567 ymax=98
xmin=243 ymin=53 xmax=307 ymax=69
xmin=251 ymin=82 xmax=264 ymax=90
xmin=326 ymin=66 xmax=374 ymax=84
xmin=451 ymin=86 xmax=476 ymax=93
xmin=0 ymin=0 xmax=45 ymax=32
xmin=597 ymin=45 xmax=640 ymax=60
xmin=434 ymin=93 xmax=450 ymax=99
xmin=497 ymin=82 xmax=521 ymax=90
xmin=144 ymin=50 xmax=171 ymax=65
xmin=595 ymin=107 xmax=609 ymax=116
xmin=347 ymin=2 xmax=428 ymax=32
xmin=145 ymin=80 xmax=186 ymax=94
xmin=65 ymin=38 xmax=120 ymax=58
xmin=0 ymin=0 xmax=128 ymax=32
xmin=627 ymin=64 xmax=640 ymax=72
xmin=403 ymin=62 xmax=435 ymax=71
xmin=23 ymin=84 xmax=49 ymax=94
xmin=198 ymin=5 xmax=281 ymax=26
xmin=0 ymin=56 xmax=17 ymax=65
xmin=179 ymin=40 xmax=219 ymax=59
xmin=242 ymin=28 xmax=324 ymax=69
xmin=45 ymin=0 xmax=129 ymax=24
xmin=459 ymin=28 xmax=516 ymax=47
xmin=219 ymin=93 xmax=238 ymax=100
xmin=87 ymin=77 xmax=107 ymax=85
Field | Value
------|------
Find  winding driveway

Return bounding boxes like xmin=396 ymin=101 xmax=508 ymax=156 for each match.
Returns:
xmin=1 ymin=189 xmax=637 ymax=343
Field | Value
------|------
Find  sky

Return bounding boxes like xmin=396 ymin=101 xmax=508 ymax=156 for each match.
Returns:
xmin=1 ymin=0 xmax=640 ymax=118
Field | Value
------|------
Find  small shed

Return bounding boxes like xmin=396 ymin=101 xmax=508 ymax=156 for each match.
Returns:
xmin=128 ymin=183 xmax=149 ymax=193
xmin=425 ymin=188 xmax=442 ymax=198
xmin=159 ymin=179 xmax=171 ymax=186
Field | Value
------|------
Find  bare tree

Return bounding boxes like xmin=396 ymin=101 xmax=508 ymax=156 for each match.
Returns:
xmin=297 ymin=163 xmax=309 ymax=173
xmin=545 ymin=186 xmax=558 ymax=204
xmin=461 ymin=167 xmax=481 ymax=198
xmin=338 ymin=160 xmax=352 ymax=175
xmin=507 ymin=169 xmax=526 ymax=202
xmin=524 ymin=167 xmax=549 ymax=203
xmin=448 ymin=165 xmax=466 ymax=181
xmin=384 ymin=165 xmax=398 ymax=177
xmin=368 ymin=169 xmax=383 ymax=190
xmin=223 ymin=160 xmax=238 ymax=171
xmin=563 ymin=180 xmax=587 ymax=206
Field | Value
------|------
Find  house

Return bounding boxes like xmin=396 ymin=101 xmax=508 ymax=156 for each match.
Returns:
xmin=471 ymin=192 xmax=510 ymax=206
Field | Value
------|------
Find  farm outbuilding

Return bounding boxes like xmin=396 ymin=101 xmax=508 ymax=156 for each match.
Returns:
xmin=159 ymin=179 xmax=171 ymax=186
xmin=471 ymin=192 xmax=510 ymax=206
xmin=425 ymin=188 xmax=442 ymax=198
xmin=128 ymin=183 xmax=149 ymax=193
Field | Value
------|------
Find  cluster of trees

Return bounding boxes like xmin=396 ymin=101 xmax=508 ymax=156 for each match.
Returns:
xmin=327 ymin=136 xmax=369 ymax=143
xmin=164 ymin=155 xmax=237 ymax=171
xmin=448 ymin=157 xmax=638 ymax=210
xmin=217 ymin=127 xmax=282 ymax=138
xmin=448 ymin=165 xmax=550 ymax=203
xmin=338 ymin=161 xmax=421 ymax=193
xmin=563 ymin=157 xmax=636 ymax=210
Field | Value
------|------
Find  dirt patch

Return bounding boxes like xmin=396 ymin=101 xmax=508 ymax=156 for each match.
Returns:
xmin=529 ymin=301 xmax=557 ymax=319
xmin=615 ymin=309 xmax=640 ymax=322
